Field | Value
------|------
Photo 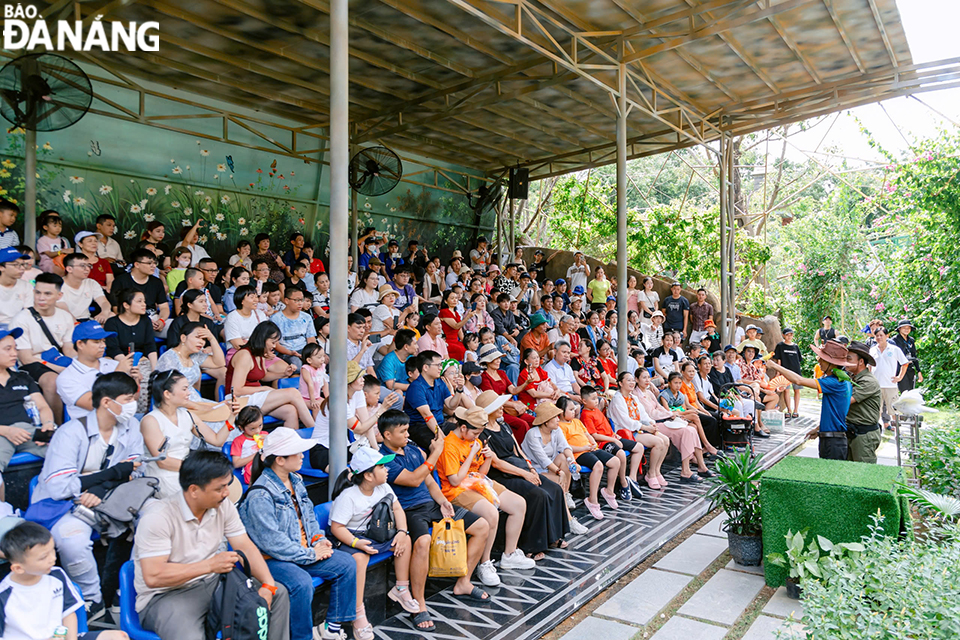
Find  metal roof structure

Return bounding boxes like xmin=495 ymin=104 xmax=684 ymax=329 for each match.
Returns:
xmin=24 ymin=0 xmax=960 ymax=181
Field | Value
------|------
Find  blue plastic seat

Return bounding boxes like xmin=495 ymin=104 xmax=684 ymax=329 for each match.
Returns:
xmin=119 ymin=561 xmax=162 ymax=640
xmin=296 ymin=428 xmax=328 ymax=479
xmin=313 ymin=503 xmax=392 ymax=567
xmin=9 ymin=452 xmax=43 ymax=467
xmin=221 ymin=442 xmax=248 ymax=491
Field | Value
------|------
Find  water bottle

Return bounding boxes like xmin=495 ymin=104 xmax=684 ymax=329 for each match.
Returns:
xmin=568 ymin=458 xmax=580 ymax=481
xmin=23 ymin=398 xmax=42 ymax=428
xmin=53 ymin=626 xmax=68 ymax=639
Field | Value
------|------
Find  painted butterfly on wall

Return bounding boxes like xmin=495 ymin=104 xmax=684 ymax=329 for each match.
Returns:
xmin=90 ymin=140 xmax=101 ymax=156
xmin=226 ymin=155 xmax=234 ymax=172
xmin=270 ymin=159 xmax=277 ymax=170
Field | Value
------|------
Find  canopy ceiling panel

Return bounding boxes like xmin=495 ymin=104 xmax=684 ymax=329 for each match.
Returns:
xmin=28 ymin=0 xmax=951 ymax=180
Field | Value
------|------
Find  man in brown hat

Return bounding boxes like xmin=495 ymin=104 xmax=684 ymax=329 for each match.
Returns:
xmin=844 ymin=342 xmax=883 ymax=464
xmin=765 ymin=339 xmax=853 ymax=460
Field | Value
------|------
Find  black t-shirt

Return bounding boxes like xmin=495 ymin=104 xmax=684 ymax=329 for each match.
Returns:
xmin=708 ymin=366 xmax=735 ymax=394
xmin=663 ymin=295 xmax=690 ymax=329
xmin=818 ymin=327 xmax=836 ymax=343
xmin=0 ymin=370 xmax=41 ymax=425
xmin=113 ymin=272 xmax=168 ymax=313
xmin=165 ymin=314 xmax=219 ymax=348
xmin=104 ymin=314 xmax=157 ymax=358
xmin=650 ymin=346 xmax=680 ymax=371
xmin=530 ymin=259 xmax=549 ymax=283
xmin=174 ymin=282 xmax=223 ymax=306
xmin=281 ymin=277 xmax=308 ymax=296
xmin=774 ymin=341 xmax=803 ymax=374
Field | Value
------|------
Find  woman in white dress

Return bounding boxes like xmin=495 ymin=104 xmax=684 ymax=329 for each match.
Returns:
xmin=140 ymin=369 xmax=228 ymax=498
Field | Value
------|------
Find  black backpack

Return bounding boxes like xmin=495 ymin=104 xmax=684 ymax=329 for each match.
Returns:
xmin=364 ymin=495 xmax=397 ymax=543
xmin=205 ymin=550 xmax=271 ymax=640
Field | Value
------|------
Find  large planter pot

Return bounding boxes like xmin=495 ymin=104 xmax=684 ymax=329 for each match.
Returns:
xmin=728 ymin=531 xmax=763 ymax=566
xmin=785 ymin=577 xmax=802 ymax=599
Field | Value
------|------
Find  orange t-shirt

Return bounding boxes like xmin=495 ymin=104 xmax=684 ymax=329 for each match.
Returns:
xmin=559 ymin=419 xmax=594 ymax=459
xmin=680 ymin=380 xmax=700 ymax=408
xmin=581 ymin=407 xmax=616 ymax=440
xmin=520 ymin=330 xmax=550 ymax=354
xmin=436 ymin=432 xmax=484 ymax=502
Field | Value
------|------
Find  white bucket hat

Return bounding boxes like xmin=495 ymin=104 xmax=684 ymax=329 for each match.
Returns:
xmin=260 ymin=427 xmax=318 ymax=459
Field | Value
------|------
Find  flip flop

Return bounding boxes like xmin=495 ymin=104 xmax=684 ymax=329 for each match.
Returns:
xmin=553 ymin=539 xmax=569 ymax=549
xmin=412 ymin=611 xmax=435 ymax=631
xmin=528 ymin=552 xmax=546 ymax=561
xmin=454 ymin=586 xmax=490 ymax=602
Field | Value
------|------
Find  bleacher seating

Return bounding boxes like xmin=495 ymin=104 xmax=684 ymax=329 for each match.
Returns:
xmin=119 ymin=561 xmax=161 ymax=640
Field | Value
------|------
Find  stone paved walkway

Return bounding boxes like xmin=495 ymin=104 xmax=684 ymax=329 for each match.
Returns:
xmin=559 ymin=511 xmax=805 ymax=640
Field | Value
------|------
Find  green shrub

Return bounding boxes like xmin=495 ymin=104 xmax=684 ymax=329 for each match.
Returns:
xmin=916 ymin=422 xmax=960 ymax=500
xmin=779 ymin=515 xmax=960 ymax=640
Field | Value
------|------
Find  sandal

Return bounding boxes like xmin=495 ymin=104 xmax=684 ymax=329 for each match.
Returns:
xmin=528 ymin=551 xmax=546 ymax=561
xmin=554 ymin=539 xmax=569 ymax=549
xmin=644 ymin=476 xmax=661 ymax=490
xmin=656 ymin=474 xmax=669 ymax=487
xmin=453 ymin=585 xmax=490 ymax=602
xmin=412 ymin=611 xmax=435 ymax=630
xmin=679 ymin=474 xmax=703 ymax=484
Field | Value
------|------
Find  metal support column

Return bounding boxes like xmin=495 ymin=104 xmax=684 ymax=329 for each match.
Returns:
xmin=719 ymin=134 xmax=730 ymax=344
xmin=508 ymin=198 xmax=516 ymax=260
xmin=24 ymin=129 xmax=37 ymax=243
xmin=726 ymin=135 xmax=737 ymax=338
xmin=616 ymin=62 xmax=629 ymax=370
xmin=327 ymin=0 xmax=349 ymax=496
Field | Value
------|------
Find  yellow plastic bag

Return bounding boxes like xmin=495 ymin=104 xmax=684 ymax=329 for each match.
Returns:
xmin=428 ymin=518 xmax=468 ymax=578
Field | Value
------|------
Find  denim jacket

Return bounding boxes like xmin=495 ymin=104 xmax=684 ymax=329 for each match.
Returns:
xmin=238 ymin=467 xmax=322 ymax=565
xmin=33 ymin=413 xmax=144 ymax=502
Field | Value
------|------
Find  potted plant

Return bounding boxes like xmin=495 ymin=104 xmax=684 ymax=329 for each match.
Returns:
xmin=767 ymin=530 xmax=864 ymax=599
xmin=705 ymin=450 xmax=765 ymax=566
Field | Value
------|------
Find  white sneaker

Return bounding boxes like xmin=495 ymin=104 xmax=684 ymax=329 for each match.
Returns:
xmin=476 ymin=560 xmax=501 ymax=587
xmin=564 ymin=492 xmax=576 ymax=510
xmin=568 ymin=518 xmax=589 ymax=535
xmin=500 ymin=549 xmax=537 ymax=570
xmin=315 ymin=624 xmax=347 ymax=640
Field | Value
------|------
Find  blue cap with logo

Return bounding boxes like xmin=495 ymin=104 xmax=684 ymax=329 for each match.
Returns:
xmin=573 ymin=285 xmax=585 ymax=295
xmin=0 ymin=247 xmax=29 ymax=264
xmin=72 ymin=320 xmax=117 ymax=342
xmin=0 ymin=323 xmax=24 ymax=341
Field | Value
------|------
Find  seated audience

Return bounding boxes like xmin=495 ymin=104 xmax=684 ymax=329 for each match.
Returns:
xmin=57 ymin=321 xmax=137 ymax=421
xmin=380 ymin=410 xmax=491 ymax=630
xmin=0 ymin=324 xmax=55 ymax=472
xmin=35 ymin=210 xmax=70 ymax=274
xmin=113 ymin=249 xmax=170 ymax=336
xmin=222 ymin=266 xmax=250 ymax=313
xmin=226 ymin=322 xmax=317 ymax=430
xmin=576 ymin=387 xmax=646 ymax=498
xmin=224 ymin=284 xmax=269 ymax=356
xmin=270 ymin=287 xmax=317 ymax=370
xmin=347 ymin=313 xmax=376 ymax=376
xmin=141 ymin=370 xmax=227 ymax=498
xmin=74 ymin=231 xmax=113 ymax=293
xmin=544 ymin=341 xmax=581 ymax=398
xmin=0 ymin=247 xmax=33 ymax=325
xmin=12 ymin=273 xmax=77 ymax=423
xmin=438 ymin=289 xmax=474 ymax=360
xmin=134 ymin=450 xmax=290 ymax=640
xmin=239 ymin=428 xmax=358 ymax=640
xmin=58 ymin=253 xmax=114 ymax=323
xmin=0 ymin=521 xmax=129 ymax=640
xmin=155 ymin=322 xmax=229 ymax=435
xmin=437 ymin=407 xmax=535 ymax=586
xmin=403 ymin=350 xmax=461 ymax=450
xmin=229 ymin=406 xmax=264 ymax=485
xmin=520 ymin=314 xmax=551 ymax=359
xmin=33 ymin=372 xmax=142 ymax=614
xmin=166 ymin=289 xmax=222 ymax=349
xmin=377 ymin=329 xmax=417 ymax=398
xmin=330 ymin=447 xmax=419 ymax=640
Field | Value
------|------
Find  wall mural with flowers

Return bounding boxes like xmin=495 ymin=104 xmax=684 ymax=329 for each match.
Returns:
xmin=1 ymin=111 xmax=493 ymax=265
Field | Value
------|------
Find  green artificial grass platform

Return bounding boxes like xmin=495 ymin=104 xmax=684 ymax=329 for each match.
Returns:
xmin=760 ymin=456 xmax=910 ymax=587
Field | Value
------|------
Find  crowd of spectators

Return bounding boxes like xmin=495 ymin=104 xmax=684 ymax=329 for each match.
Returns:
xmin=0 ymin=199 xmax=922 ymax=639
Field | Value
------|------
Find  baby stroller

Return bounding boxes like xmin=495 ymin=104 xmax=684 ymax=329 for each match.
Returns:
xmin=718 ymin=382 xmax=757 ymax=452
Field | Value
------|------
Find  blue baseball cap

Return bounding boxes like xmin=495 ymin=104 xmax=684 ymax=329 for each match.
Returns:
xmin=723 ymin=344 xmax=736 ymax=352
xmin=0 ymin=247 xmax=29 ymax=264
xmin=555 ymin=278 xmax=566 ymax=285
xmin=606 ymin=295 xmax=616 ymax=302
xmin=0 ymin=324 xmax=24 ymax=341
xmin=72 ymin=320 xmax=116 ymax=342
xmin=573 ymin=285 xmax=585 ymax=295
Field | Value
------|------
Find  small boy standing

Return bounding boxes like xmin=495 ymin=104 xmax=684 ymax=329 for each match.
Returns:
xmin=773 ymin=327 xmax=803 ymax=418
xmin=0 ymin=521 xmax=127 ymax=640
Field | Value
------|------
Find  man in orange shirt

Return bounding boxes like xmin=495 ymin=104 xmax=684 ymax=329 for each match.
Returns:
xmin=520 ymin=314 xmax=551 ymax=360
xmin=436 ymin=406 xmax=534 ymax=586
xmin=579 ymin=386 xmax=645 ymax=499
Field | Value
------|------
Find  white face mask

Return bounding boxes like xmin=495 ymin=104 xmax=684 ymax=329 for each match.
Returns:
xmin=109 ymin=400 xmax=138 ymax=422
xmin=177 ymin=257 xmax=191 ymax=268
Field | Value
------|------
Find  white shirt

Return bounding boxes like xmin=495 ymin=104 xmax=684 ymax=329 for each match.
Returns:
xmin=0 ymin=568 xmax=83 ymax=640
xmin=544 ymin=359 xmax=577 ymax=393
xmin=56 ymin=358 xmax=120 ymax=419
xmin=371 ymin=304 xmax=399 ymax=333
xmin=349 ymin=288 xmax=379 ymax=311
xmin=347 ymin=338 xmax=374 ymax=370
xmin=0 ymin=278 xmax=32 ymax=325
xmin=329 ymin=483 xmax=397 ymax=531
xmin=12 ymin=307 xmax=76 ymax=354
xmin=96 ymin=236 xmax=124 ymax=262
xmin=176 ymin=242 xmax=210 ymax=267
xmin=608 ymin=391 xmax=653 ymax=430
xmin=565 ymin=263 xmax=590 ymax=293
xmin=59 ymin=279 xmax=105 ymax=321
xmin=693 ymin=374 xmax=715 ymax=401
xmin=224 ymin=309 xmax=268 ymax=343
xmin=82 ymin=427 xmax=119 ymax=474
xmin=870 ymin=343 xmax=908 ymax=389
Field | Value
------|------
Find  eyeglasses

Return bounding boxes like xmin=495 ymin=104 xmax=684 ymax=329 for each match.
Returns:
xmin=136 ymin=260 xmax=157 ymax=266
xmin=72 ymin=263 xmax=92 ymax=270
xmin=200 ymin=268 xmax=219 ymax=273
